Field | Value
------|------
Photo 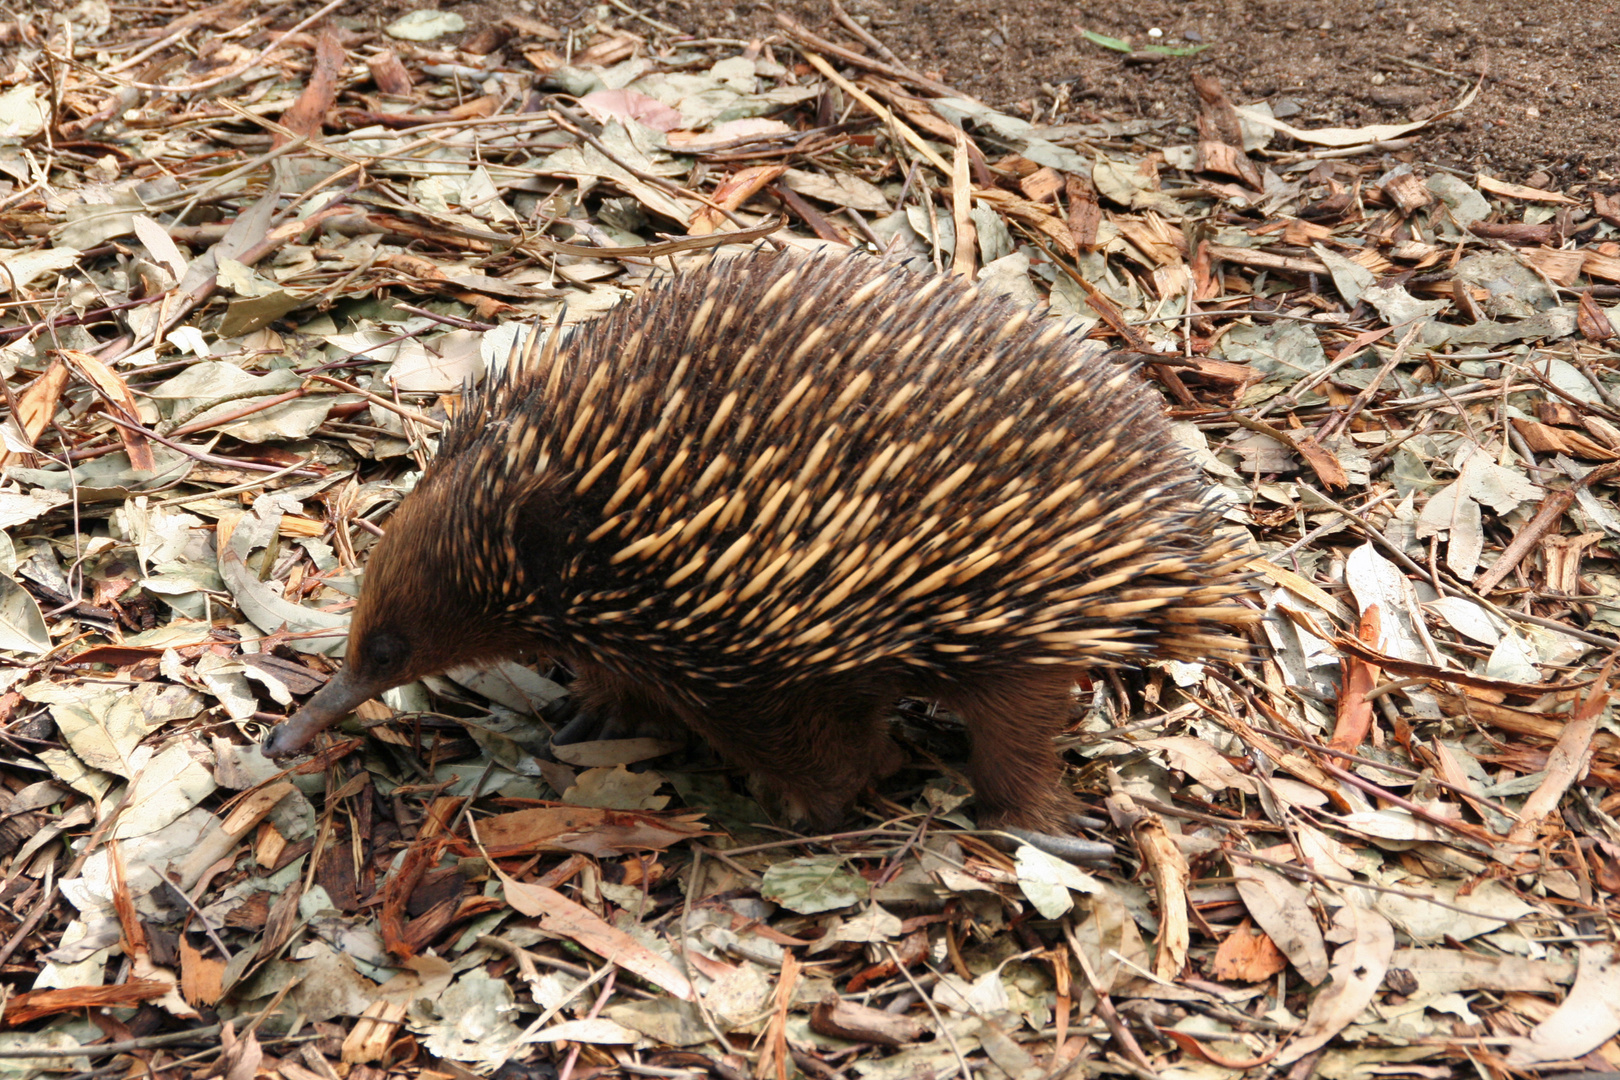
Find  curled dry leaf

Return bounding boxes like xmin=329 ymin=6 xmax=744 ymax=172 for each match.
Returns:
xmin=1506 ymin=943 xmax=1620 ymax=1067
xmin=1276 ymin=904 xmax=1395 ymax=1065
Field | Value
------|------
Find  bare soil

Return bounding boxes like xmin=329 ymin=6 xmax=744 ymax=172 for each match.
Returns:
xmin=827 ymin=0 xmax=1620 ymax=181
xmin=431 ymin=0 xmax=1620 ymax=182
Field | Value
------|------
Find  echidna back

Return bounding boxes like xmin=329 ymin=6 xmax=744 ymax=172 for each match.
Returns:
xmin=431 ymin=249 xmax=1250 ymax=689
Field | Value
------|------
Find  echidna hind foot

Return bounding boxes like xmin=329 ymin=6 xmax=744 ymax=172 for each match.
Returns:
xmin=930 ymin=671 xmax=1111 ymax=861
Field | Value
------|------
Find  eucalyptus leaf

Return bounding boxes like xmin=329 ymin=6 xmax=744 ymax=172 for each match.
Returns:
xmin=0 ymin=574 xmax=50 ymax=654
xmin=759 ymin=856 xmax=868 ymax=914
xmin=218 ymin=512 xmax=348 ymax=655
xmin=1079 ymin=28 xmax=1132 ymax=52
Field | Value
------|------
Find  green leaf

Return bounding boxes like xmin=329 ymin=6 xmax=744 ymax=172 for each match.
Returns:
xmin=759 ymin=855 xmax=868 ymax=914
xmin=1079 ymin=29 xmax=1211 ymax=56
xmin=1079 ymin=29 xmax=1132 ymax=53
xmin=1138 ymin=42 xmax=1212 ymax=56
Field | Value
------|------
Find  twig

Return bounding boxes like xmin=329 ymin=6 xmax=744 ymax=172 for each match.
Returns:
xmin=1319 ymin=320 xmax=1422 ymax=438
xmin=545 ymin=107 xmax=787 ymax=244
xmin=302 ymin=375 xmax=443 ymax=431
xmin=391 ymin=304 xmax=496 ymax=331
xmin=556 ymin=970 xmax=617 ymax=1080
xmin=0 ymin=295 xmax=164 ymax=344
xmin=888 ymin=946 xmax=973 ymax=1080
xmin=0 ymin=789 xmax=132 ymax=971
xmin=1474 ymin=461 xmax=1620 ymax=595
xmin=55 ymin=0 xmax=347 ymax=94
xmin=0 ymin=1025 xmax=225 ymax=1060
xmin=167 ymin=389 xmax=309 ymax=437
xmin=796 ymin=52 xmax=951 ymax=176
xmin=99 ymin=413 xmax=323 ymax=477
xmin=776 ymin=12 xmax=971 ymax=101
xmin=829 ymin=0 xmax=904 ymax=66
xmin=604 ymin=0 xmax=683 ymax=35
xmin=151 ymin=459 xmax=320 ymax=507
xmin=1227 ymin=848 xmax=1561 ymax=917
xmin=1298 ymin=482 xmax=1620 ymax=650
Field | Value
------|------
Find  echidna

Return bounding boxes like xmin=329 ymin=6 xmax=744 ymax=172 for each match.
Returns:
xmin=265 ymin=248 xmax=1253 ymax=858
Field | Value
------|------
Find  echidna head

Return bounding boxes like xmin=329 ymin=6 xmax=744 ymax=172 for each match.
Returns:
xmin=264 ymin=463 xmax=545 ymax=758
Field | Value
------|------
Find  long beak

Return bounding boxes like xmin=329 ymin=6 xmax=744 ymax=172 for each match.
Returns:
xmin=263 ymin=666 xmax=384 ymax=759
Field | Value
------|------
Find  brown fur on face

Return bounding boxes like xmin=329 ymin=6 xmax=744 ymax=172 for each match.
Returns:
xmin=341 ymin=470 xmax=538 ymax=694
xmin=262 ymin=468 xmax=550 ymax=759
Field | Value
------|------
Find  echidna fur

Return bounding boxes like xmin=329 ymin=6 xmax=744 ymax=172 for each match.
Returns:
xmin=267 ymin=248 xmax=1255 ymax=849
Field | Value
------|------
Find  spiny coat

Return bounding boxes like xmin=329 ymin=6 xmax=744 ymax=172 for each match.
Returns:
xmin=266 ymin=248 xmax=1253 ymax=840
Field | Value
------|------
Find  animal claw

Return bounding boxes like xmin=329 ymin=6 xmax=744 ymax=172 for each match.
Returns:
xmin=1004 ymin=828 xmax=1114 ymax=864
xmin=550 ymin=705 xmax=657 ymax=745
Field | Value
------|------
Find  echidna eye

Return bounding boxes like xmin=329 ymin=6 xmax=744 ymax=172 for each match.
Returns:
xmin=364 ymin=632 xmax=410 ymax=677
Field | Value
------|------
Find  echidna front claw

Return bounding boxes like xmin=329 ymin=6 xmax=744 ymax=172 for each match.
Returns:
xmin=1004 ymin=828 xmax=1115 ymax=864
xmin=551 ymin=705 xmax=650 ymax=745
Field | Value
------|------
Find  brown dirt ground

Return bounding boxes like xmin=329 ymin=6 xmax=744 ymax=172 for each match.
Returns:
xmin=397 ymin=0 xmax=1620 ymax=183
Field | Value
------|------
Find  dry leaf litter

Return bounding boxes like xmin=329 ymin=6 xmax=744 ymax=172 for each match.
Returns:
xmin=2 ymin=2 xmax=1620 ymax=1077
